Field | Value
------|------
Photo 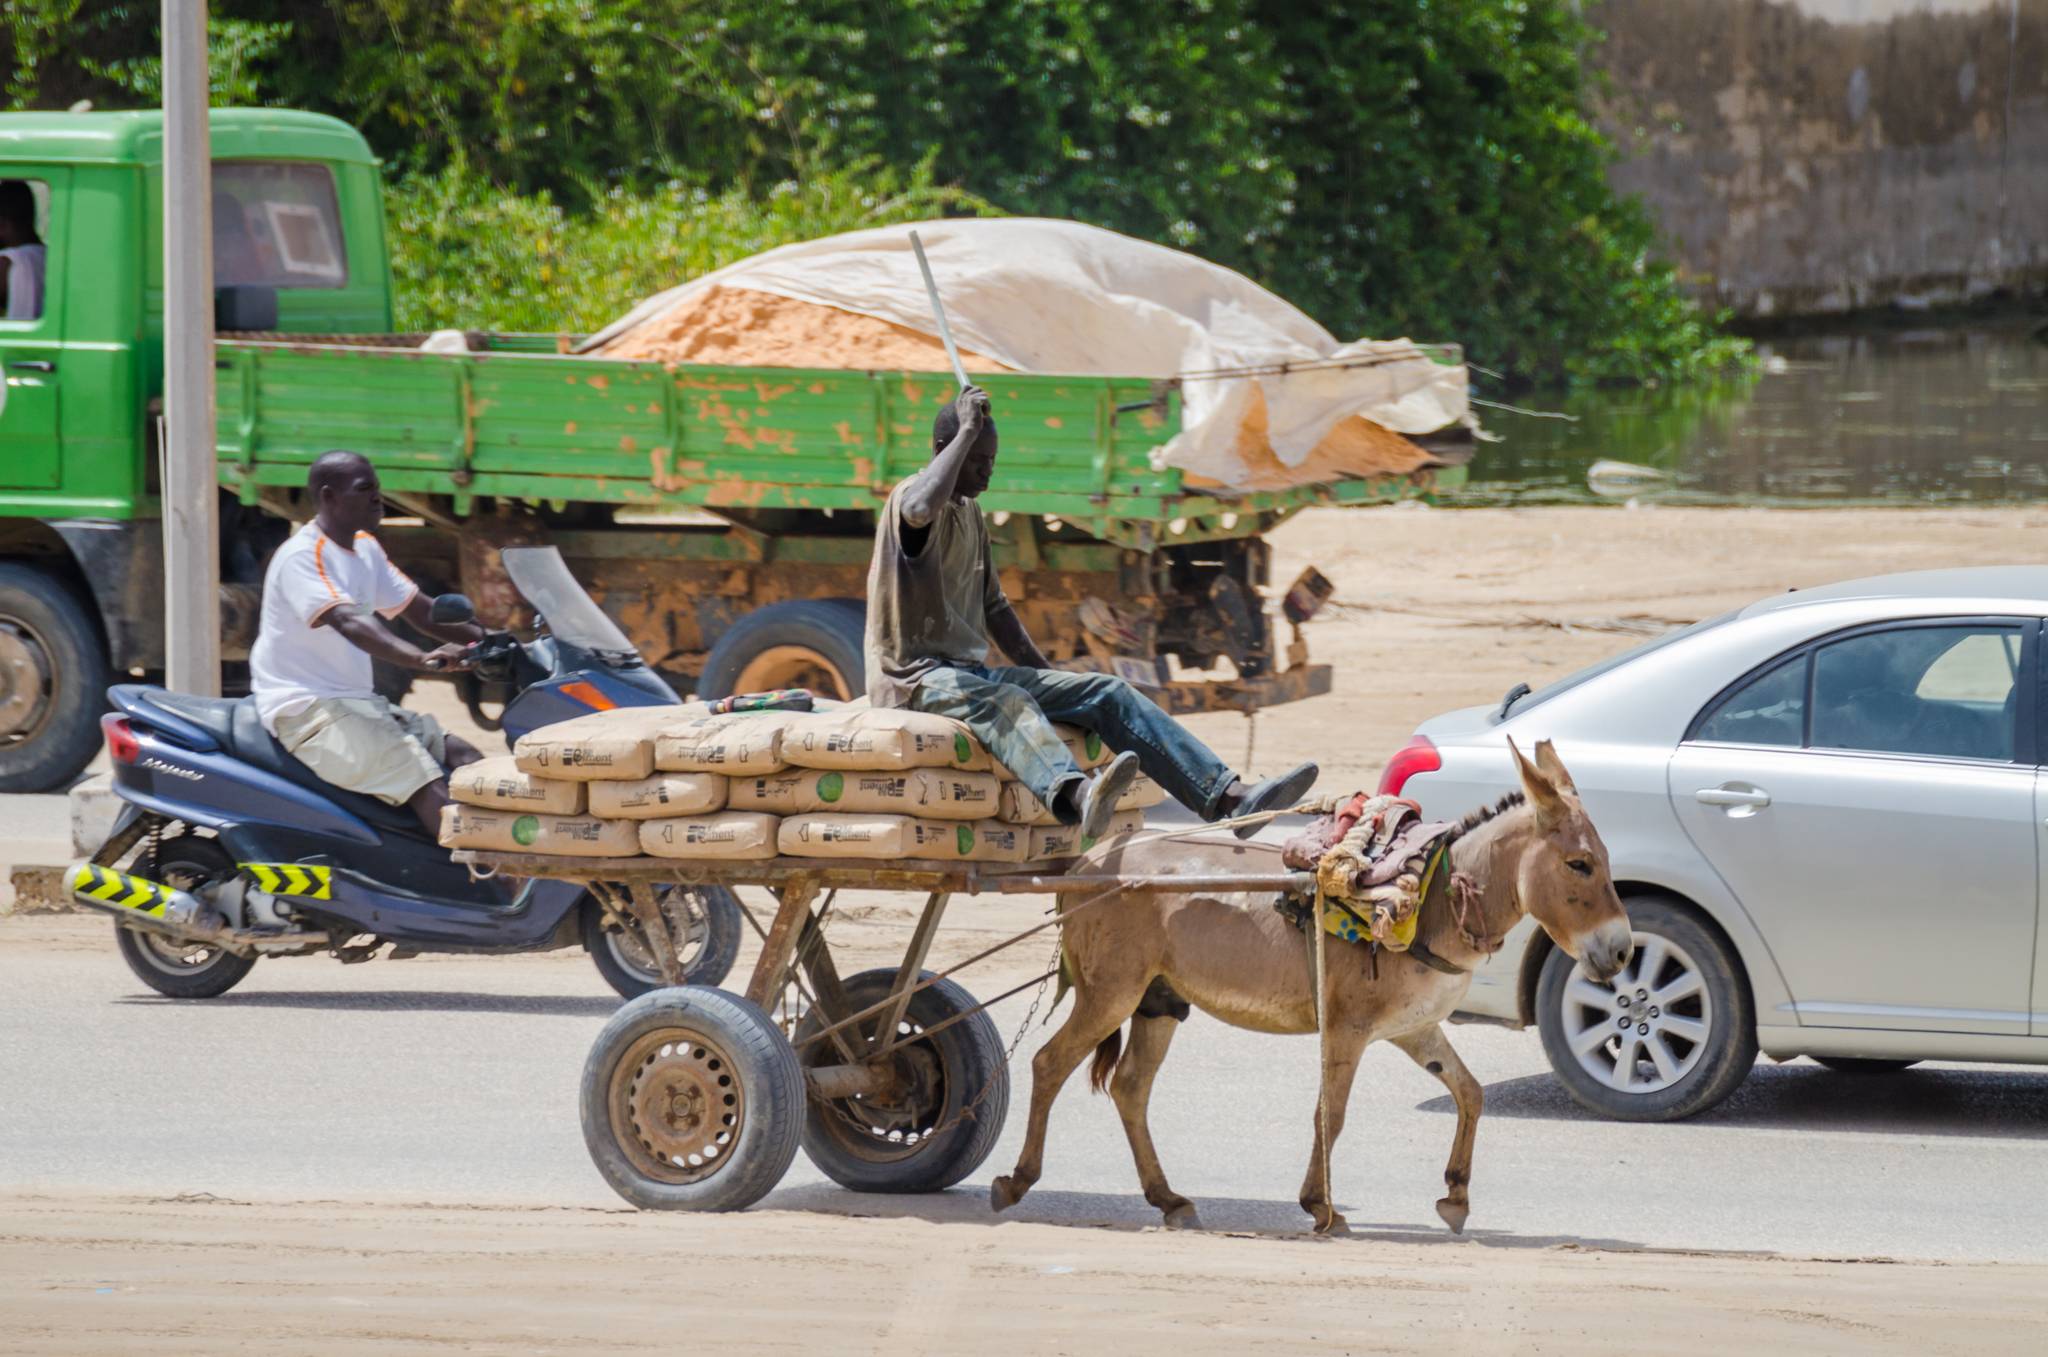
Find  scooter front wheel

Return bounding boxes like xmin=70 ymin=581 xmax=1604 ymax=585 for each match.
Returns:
xmin=583 ymin=884 xmax=743 ymax=998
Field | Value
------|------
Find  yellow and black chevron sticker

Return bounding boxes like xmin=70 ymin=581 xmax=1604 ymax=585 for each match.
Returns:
xmin=69 ymin=864 xmax=172 ymax=917
xmin=239 ymin=862 xmax=334 ymax=899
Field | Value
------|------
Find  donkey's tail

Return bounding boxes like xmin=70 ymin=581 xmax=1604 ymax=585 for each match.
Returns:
xmin=1088 ymin=1026 xmax=1125 ymax=1094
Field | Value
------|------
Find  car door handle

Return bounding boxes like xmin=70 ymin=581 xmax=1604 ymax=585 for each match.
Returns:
xmin=1696 ymin=786 xmax=1771 ymax=808
xmin=6 ymin=360 xmax=54 ymax=373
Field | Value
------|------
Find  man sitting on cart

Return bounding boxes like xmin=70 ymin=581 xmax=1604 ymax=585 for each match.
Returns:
xmin=865 ymin=385 xmax=1318 ymax=838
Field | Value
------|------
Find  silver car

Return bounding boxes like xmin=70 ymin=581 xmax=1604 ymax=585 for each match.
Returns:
xmin=1388 ymin=566 xmax=2048 ymax=1121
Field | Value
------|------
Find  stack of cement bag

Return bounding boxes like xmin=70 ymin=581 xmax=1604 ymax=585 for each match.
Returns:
xmin=438 ymin=704 xmax=1164 ymax=864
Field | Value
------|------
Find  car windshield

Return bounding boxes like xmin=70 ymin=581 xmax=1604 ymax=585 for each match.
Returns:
xmin=1497 ymin=609 xmax=1741 ymax=721
xmin=501 ymin=547 xmax=637 ymax=654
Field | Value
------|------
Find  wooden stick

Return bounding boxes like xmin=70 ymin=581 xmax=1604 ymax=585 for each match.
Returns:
xmin=908 ymin=228 xmax=971 ymax=390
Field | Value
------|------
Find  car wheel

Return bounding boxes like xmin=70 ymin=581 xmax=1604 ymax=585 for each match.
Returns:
xmin=1536 ymin=895 xmax=1756 ymax=1122
xmin=1813 ymin=1057 xmax=1919 ymax=1075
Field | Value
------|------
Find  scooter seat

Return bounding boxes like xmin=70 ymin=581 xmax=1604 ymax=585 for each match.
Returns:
xmin=127 ymin=688 xmax=427 ymax=837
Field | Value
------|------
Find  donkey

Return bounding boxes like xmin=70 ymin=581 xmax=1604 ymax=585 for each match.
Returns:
xmin=989 ymin=739 xmax=1632 ymax=1234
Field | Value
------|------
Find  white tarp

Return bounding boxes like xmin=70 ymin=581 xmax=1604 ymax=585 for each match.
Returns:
xmin=581 ymin=217 xmax=1469 ymax=489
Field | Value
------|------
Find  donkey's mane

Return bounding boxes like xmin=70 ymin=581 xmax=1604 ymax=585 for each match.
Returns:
xmin=1450 ymin=790 xmax=1525 ymax=840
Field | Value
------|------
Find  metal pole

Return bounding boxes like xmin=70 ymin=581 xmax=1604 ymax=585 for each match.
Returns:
xmin=907 ymin=229 xmax=970 ymax=391
xmin=162 ymin=0 xmax=220 ymax=696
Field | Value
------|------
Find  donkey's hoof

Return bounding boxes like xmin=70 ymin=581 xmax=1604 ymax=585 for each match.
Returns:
xmin=1162 ymin=1202 xmax=1204 ymax=1231
xmin=990 ymin=1176 xmax=1026 ymax=1213
xmin=1309 ymin=1208 xmax=1350 ymax=1236
xmin=1435 ymin=1197 xmax=1470 ymax=1235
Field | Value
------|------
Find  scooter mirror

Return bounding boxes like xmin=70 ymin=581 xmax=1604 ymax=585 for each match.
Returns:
xmin=429 ymin=593 xmax=477 ymax=626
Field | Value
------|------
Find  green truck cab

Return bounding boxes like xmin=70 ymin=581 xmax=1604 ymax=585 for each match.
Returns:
xmin=0 ymin=107 xmax=1449 ymax=793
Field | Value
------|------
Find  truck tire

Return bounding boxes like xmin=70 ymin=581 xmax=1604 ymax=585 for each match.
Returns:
xmin=698 ymin=599 xmax=865 ymax=703
xmin=0 ymin=561 xmax=112 ymax=793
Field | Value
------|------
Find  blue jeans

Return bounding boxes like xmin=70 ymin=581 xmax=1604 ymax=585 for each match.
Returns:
xmin=907 ymin=665 xmax=1235 ymax=821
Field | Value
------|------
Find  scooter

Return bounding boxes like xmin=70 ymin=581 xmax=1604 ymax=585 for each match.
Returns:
xmin=71 ymin=546 xmax=743 ymax=1001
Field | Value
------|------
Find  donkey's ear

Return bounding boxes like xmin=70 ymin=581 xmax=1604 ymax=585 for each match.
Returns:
xmin=1532 ymin=739 xmax=1577 ymax=795
xmin=1507 ymin=735 xmax=1568 ymax=823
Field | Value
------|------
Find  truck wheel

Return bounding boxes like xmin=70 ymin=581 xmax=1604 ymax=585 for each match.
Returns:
xmin=795 ymin=969 xmax=1009 ymax=1193
xmin=1536 ymin=895 xmax=1757 ymax=1122
xmin=114 ymin=836 xmax=256 ymax=1000
xmin=582 ymin=884 xmax=744 ymax=998
xmin=698 ymin=599 xmax=865 ymax=703
xmin=0 ymin=562 xmax=111 ymax=793
xmin=581 ymin=986 xmax=806 ymax=1211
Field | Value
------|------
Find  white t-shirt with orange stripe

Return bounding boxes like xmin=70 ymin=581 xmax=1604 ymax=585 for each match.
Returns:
xmin=250 ymin=522 xmax=419 ymax=732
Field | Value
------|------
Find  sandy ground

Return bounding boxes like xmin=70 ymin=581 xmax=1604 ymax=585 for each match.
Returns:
xmin=7 ymin=1191 xmax=2045 ymax=1356
xmin=8 ymin=505 xmax=2048 ymax=1349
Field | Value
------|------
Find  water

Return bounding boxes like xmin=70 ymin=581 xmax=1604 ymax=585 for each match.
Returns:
xmin=1459 ymin=319 xmax=2048 ymax=505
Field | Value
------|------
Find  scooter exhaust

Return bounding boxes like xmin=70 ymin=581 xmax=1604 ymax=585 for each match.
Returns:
xmin=70 ymin=862 xmax=201 ymax=925
xmin=68 ymin=862 xmax=332 ymax=956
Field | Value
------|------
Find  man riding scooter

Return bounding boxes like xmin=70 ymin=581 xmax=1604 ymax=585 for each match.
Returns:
xmin=249 ymin=449 xmax=486 ymax=837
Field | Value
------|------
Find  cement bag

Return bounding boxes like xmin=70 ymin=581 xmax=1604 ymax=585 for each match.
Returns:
xmin=991 ymin=724 xmax=1114 ymax=779
xmin=998 ymin=773 xmax=1166 ymax=826
xmin=653 ymin=710 xmax=803 ymax=775
xmin=448 ymin=756 xmax=585 ymax=815
xmin=728 ymin=767 xmax=1002 ymax=820
xmin=587 ymin=772 xmax=728 ymax=820
xmin=782 ymin=708 xmax=992 ymax=772
xmin=1027 ymin=810 xmax=1147 ymax=861
xmin=511 ymin=705 xmax=707 ymax=781
xmin=778 ymin=814 xmax=1022 ymax=862
xmin=639 ymin=812 xmax=780 ymax=861
xmin=438 ymin=805 xmax=641 ymax=857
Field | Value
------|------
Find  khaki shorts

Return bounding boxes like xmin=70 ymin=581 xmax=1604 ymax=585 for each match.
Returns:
xmin=273 ymin=697 xmax=448 ymax=805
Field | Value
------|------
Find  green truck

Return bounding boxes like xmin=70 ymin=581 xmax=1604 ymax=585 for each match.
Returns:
xmin=0 ymin=108 xmax=1454 ymax=793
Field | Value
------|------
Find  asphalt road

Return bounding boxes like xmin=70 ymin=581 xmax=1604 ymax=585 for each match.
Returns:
xmin=6 ymin=904 xmax=2048 ymax=1264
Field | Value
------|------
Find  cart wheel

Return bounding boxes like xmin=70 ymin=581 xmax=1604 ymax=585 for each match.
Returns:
xmin=580 ymin=985 xmax=805 ymax=1211
xmin=795 ymin=968 xmax=1009 ymax=1194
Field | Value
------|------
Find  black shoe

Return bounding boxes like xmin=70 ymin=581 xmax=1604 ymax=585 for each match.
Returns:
xmin=1080 ymin=751 xmax=1142 ymax=839
xmin=1229 ymin=761 xmax=1320 ymax=839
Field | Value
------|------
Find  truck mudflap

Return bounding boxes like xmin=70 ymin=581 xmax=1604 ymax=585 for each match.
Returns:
xmin=1156 ymin=663 xmax=1333 ymax=716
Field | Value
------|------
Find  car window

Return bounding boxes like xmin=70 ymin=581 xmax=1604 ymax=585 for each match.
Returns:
xmin=1694 ymin=656 xmax=1806 ymax=746
xmin=1810 ymin=625 xmax=2018 ymax=761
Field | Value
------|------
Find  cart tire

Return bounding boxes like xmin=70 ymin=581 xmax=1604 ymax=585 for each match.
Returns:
xmin=581 ymin=885 xmax=744 ymax=998
xmin=796 ymin=968 xmax=1009 ymax=1194
xmin=580 ymin=985 xmax=804 ymax=1211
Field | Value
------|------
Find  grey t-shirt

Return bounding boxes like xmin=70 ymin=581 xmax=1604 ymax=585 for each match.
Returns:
xmin=864 ymin=480 xmax=1007 ymax=708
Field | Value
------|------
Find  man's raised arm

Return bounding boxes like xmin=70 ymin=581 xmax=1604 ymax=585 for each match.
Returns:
xmin=899 ymin=385 xmax=991 ymax=529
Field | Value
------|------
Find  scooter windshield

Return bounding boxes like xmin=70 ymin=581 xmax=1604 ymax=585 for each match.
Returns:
xmin=501 ymin=547 xmax=638 ymax=655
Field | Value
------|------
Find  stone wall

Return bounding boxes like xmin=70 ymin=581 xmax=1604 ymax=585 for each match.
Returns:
xmin=1589 ymin=0 xmax=2047 ymax=316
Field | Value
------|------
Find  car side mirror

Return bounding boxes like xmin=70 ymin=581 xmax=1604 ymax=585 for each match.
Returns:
xmin=429 ymin=593 xmax=476 ymax=626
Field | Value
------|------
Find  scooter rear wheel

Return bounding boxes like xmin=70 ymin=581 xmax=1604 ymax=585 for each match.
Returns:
xmin=114 ymin=836 xmax=256 ymax=1000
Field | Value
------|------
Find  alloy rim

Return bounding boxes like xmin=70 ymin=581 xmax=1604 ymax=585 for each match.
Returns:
xmin=1560 ymin=931 xmax=1713 ymax=1094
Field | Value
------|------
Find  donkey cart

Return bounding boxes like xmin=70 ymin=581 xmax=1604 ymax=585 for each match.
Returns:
xmin=453 ymin=849 xmax=1316 ymax=1212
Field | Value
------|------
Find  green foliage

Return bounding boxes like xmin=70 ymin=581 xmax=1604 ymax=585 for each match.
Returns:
xmin=386 ymin=158 xmax=986 ymax=334
xmin=2 ymin=0 xmax=1746 ymax=384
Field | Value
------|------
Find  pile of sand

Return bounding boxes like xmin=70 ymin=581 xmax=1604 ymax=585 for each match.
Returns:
xmin=593 ymin=285 xmax=1439 ymax=490
xmin=596 ymin=285 xmax=1011 ymax=373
